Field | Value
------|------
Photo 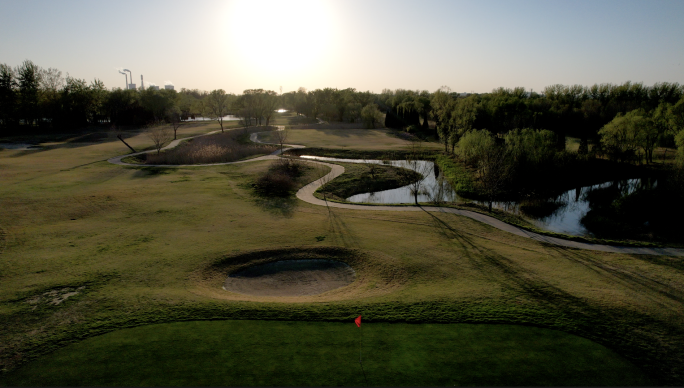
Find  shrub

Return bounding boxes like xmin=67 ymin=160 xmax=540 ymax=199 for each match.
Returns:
xmin=254 ymin=171 xmax=296 ymax=197
xmin=253 ymin=158 xmax=304 ymax=197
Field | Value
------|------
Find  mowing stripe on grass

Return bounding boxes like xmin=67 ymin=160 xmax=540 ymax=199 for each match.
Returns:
xmin=0 ymin=320 xmax=650 ymax=386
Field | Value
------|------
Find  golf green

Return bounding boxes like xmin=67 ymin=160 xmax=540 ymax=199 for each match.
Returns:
xmin=0 ymin=320 xmax=650 ymax=386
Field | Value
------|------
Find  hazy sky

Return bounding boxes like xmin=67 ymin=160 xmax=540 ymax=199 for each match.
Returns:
xmin=2 ymin=0 xmax=683 ymax=94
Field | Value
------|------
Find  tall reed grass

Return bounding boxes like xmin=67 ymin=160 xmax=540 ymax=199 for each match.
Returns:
xmin=145 ymin=127 xmax=278 ymax=165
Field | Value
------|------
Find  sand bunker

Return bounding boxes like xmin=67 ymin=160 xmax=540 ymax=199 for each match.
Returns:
xmin=223 ymin=259 xmax=355 ymax=296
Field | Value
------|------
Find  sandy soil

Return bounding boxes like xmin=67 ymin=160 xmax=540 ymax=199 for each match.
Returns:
xmin=223 ymin=259 xmax=355 ymax=296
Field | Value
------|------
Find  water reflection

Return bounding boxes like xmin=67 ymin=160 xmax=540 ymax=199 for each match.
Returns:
xmin=300 ymin=156 xmax=458 ymax=203
xmin=299 ymin=155 xmax=653 ymax=237
xmin=183 ymin=115 xmax=241 ymax=121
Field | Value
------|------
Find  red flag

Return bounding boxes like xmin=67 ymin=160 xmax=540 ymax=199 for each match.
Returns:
xmin=355 ymin=315 xmax=362 ymax=327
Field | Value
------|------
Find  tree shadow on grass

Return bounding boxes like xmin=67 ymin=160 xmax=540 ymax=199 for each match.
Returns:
xmin=7 ymin=131 xmax=126 ymax=158
xmin=542 ymin=245 xmax=684 ymax=306
xmin=422 ymin=206 xmax=682 ymax=385
xmin=252 ymin=196 xmax=298 ymax=218
xmin=129 ymin=166 xmax=178 ymax=178
xmin=325 ymin=207 xmax=361 ymax=248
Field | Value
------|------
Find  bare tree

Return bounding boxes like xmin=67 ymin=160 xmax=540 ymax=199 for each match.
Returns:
xmin=477 ymin=144 xmax=512 ymax=212
xmin=205 ymin=89 xmax=233 ymax=132
xmin=403 ymin=140 xmax=432 ymax=205
xmin=166 ymin=106 xmax=182 ymax=139
xmin=365 ymin=160 xmax=379 ymax=180
xmin=146 ymin=124 xmax=173 ymax=155
xmin=263 ymin=90 xmax=280 ymax=126
xmin=273 ymin=127 xmax=289 ymax=154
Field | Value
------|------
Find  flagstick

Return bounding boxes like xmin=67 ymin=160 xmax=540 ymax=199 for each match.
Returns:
xmin=358 ymin=323 xmax=369 ymax=385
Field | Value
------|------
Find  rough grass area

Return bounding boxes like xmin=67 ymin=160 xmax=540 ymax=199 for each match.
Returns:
xmin=1 ymin=126 xmax=684 ymax=385
xmin=434 ymin=154 xmax=477 ymax=198
xmin=143 ymin=127 xmax=278 ymax=165
xmin=315 ymin=162 xmax=422 ymax=202
xmin=0 ymin=320 xmax=650 ymax=386
xmin=263 ymin=127 xmax=443 ymax=151
xmin=285 ymin=147 xmax=436 ymax=161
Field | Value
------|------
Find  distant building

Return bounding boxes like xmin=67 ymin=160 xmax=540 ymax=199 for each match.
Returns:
xmin=164 ymin=85 xmax=175 ymax=90
xmin=149 ymin=85 xmax=160 ymax=91
xmin=128 ymin=84 xmax=136 ymax=90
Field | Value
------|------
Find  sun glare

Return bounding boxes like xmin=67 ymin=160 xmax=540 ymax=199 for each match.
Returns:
xmin=228 ymin=0 xmax=334 ymax=77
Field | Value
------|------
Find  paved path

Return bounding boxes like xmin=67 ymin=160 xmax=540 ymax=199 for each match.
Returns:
xmin=108 ymin=127 xmax=684 ymax=256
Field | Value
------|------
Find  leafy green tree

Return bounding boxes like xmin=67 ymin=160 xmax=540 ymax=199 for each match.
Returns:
xmin=504 ymin=128 xmax=556 ymax=166
xmin=294 ymin=87 xmax=309 ymax=116
xmin=450 ymin=95 xmax=479 ymax=149
xmin=478 ymin=143 xmax=512 ymax=212
xmin=360 ymin=104 xmax=382 ymax=128
xmin=676 ymin=129 xmax=684 ymax=166
xmin=344 ymin=102 xmax=362 ymax=123
xmin=105 ymin=88 xmax=140 ymax=126
xmin=56 ymin=76 xmax=106 ymax=128
xmin=0 ymin=63 xmax=18 ymax=130
xmin=37 ymin=67 xmax=64 ymax=127
xmin=455 ymin=129 xmax=496 ymax=166
xmin=668 ymin=97 xmax=684 ymax=133
xmin=262 ymin=90 xmax=280 ymax=126
xmin=431 ymin=87 xmax=456 ymax=152
xmin=178 ymin=92 xmax=197 ymax=119
xmin=598 ymin=110 xmax=645 ymax=163
xmin=16 ymin=60 xmax=41 ymax=127
xmin=141 ymin=88 xmax=179 ymax=123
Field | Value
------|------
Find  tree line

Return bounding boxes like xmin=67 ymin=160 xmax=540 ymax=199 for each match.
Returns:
xmin=2 ymin=59 xmax=683 ymax=166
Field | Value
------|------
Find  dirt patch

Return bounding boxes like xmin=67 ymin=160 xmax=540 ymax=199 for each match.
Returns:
xmin=191 ymin=246 xmax=408 ymax=302
xmin=25 ymin=286 xmax=86 ymax=309
xmin=224 ymin=259 xmax=355 ymax=296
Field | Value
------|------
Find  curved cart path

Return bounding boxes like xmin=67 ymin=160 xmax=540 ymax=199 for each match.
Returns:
xmin=108 ymin=127 xmax=684 ymax=256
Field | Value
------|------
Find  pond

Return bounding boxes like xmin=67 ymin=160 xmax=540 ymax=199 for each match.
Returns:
xmin=183 ymin=115 xmax=241 ymax=122
xmin=299 ymin=155 xmax=654 ymax=238
xmin=500 ymin=178 xmax=657 ymax=237
xmin=300 ymin=156 xmax=458 ymax=203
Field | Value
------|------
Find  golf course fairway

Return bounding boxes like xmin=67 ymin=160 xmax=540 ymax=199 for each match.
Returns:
xmin=0 ymin=320 xmax=650 ymax=386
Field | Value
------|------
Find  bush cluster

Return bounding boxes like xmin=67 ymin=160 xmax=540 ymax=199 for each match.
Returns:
xmin=253 ymin=158 xmax=305 ymax=197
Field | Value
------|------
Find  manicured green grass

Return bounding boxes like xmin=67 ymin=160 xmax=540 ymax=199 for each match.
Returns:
xmin=0 ymin=320 xmax=650 ymax=386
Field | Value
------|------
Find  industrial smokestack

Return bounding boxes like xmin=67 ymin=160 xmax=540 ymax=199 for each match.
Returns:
xmin=119 ymin=71 xmax=128 ymax=89
xmin=123 ymin=69 xmax=133 ymax=90
xmin=141 ymin=75 xmax=144 ymax=90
